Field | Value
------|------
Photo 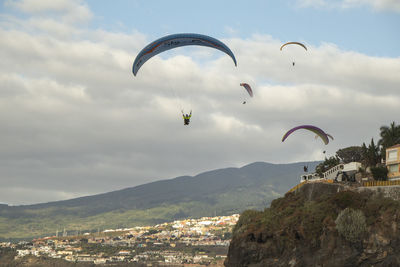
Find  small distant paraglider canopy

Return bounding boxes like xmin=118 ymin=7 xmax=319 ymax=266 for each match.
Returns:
xmin=282 ymin=125 xmax=330 ymax=145
xmin=280 ymin=42 xmax=307 ymax=66
xmin=132 ymin=33 xmax=237 ymax=76
xmin=240 ymin=83 xmax=253 ymax=97
xmin=280 ymin=42 xmax=307 ymax=51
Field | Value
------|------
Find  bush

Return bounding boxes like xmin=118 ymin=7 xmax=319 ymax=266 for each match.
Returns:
xmin=233 ymin=210 xmax=261 ymax=235
xmin=370 ymin=166 xmax=388 ymax=181
xmin=335 ymin=208 xmax=366 ymax=243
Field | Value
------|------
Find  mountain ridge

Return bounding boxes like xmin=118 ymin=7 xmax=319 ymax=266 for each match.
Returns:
xmin=0 ymin=161 xmax=320 ymax=239
xmin=3 ymin=161 xmax=311 ymax=208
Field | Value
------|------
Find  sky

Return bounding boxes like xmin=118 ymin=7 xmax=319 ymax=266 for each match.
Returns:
xmin=0 ymin=0 xmax=399 ymax=205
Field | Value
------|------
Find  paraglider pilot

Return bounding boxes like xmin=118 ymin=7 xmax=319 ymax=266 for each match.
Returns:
xmin=181 ymin=110 xmax=192 ymax=125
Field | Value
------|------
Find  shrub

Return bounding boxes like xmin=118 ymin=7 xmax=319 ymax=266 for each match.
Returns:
xmin=233 ymin=210 xmax=261 ymax=235
xmin=335 ymin=208 xmax=366 ymax=243
xmin=370 ymin=166 xmax=388 ymax=181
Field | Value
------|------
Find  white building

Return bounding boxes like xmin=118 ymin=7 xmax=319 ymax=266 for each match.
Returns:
xmin=386 ymin=144 xmax=400 ymax=180
xmin=301 ymin=162 xmax=362 ymax=182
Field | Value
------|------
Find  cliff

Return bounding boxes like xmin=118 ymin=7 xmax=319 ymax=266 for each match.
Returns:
xmin=225 ymin=183 xmax=400 ymax=267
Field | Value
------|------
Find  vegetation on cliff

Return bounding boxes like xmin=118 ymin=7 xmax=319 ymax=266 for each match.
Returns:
xmin=226 ymin=184 xmax=400 ymax=266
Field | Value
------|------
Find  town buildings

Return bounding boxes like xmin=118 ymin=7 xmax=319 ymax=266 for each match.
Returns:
xmin=3 ymin=214 xmax=239 ymax=266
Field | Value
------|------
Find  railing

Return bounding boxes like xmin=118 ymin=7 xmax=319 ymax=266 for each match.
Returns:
xmin=362 ymin=180 xmax=400 ymax=187
xmin=323 ymin=164 xmax=344 ymax=179
xmin=301 ymin=164 xmax=344 ymax=182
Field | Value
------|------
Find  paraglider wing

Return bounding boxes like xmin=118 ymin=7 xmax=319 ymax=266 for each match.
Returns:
xmin=240 ymin=83 xmax=253 ymax=97
xmin=316 ymin=133 xmax=334 ymax=141
xmin=280 ymin=42 xmax=307 ymax=51
xmin=282 ymin=125 xmax=329 ymax=145
xmin=132 ymin=33 xmax=237 ymax=76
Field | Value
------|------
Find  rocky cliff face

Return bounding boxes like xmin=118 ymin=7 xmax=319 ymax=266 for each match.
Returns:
xmin=225 ymin=183 xmax=400 ymax=267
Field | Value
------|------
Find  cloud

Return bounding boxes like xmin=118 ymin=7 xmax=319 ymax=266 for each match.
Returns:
xmin=229 ymin=37 xmax=400 ymax=96
xmin=5 ymin=0 xmax=93 ymax=23
xmin=342 ymin=0 xmax=400 ymax=12
xmin=297 ymin=0 xmax=330 ymax=8
xmin=296 ymin=0 xmax=400 ymax=12
xmin=224 ymin=26 xmax=239 ymax=36
xmin=0 ymin=7 xmax=399 ymax=204
xmin=0 ymin=186 xmax=85 ymax=206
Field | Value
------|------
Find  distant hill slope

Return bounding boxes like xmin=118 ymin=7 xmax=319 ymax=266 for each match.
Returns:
xmin=0 ymin=161 xmax=319 ymax=240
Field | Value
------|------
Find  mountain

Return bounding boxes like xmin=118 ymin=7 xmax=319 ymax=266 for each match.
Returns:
xmin=0 ymin=161 xmax=319 ymax=240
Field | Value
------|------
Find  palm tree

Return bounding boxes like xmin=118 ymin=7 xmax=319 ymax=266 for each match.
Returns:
xmin=361 ymin=139 xmax=380 ymax=168
xmin=378 ymin=121 xmax=400 ymax=160
xmin=368 ymin=138 xmax=380 ymax=166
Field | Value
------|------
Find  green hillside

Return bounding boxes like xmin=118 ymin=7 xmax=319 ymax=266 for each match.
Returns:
xmin=0 ymin=161 xmax=319 ymax=240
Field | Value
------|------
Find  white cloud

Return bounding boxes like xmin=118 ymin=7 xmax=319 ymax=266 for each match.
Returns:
xmin=211 ymin=113 xmax=263 ymax=134
xmin=224 ymin=26 xmax=239 ymax=36
xmin=342 ymin=0 xmax=400 ymax=12
xmin=297 ymin=0 xmax=330 ymax=8
xmin=296 ymin=0 xmax=400 ymax=12
xmin=0 ymin=186 xmax=85 ymax=205
xmin=5 ymin=0 xmax=93 ymax=23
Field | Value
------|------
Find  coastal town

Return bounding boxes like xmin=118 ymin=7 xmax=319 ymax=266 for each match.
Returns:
xmin=1 ymin=214 xmax=239 ymax=266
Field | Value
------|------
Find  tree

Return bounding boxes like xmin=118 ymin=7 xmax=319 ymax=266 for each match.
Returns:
xmin=336 ymin=146 xmax=363 ymax=163
xmin=361 ymin=138 xmax=380 ymax=168
xmin=378 ymin=121 xmax=400 ymax=160
xmin=360 ymin=143 xmax=368 ymax=166
xmin=368 ymin=138 xmax=380 ymax=166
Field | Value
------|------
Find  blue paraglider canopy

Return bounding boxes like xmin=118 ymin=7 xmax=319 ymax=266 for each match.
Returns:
xmin=132 ymin=33 xmax=237 ymax=76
